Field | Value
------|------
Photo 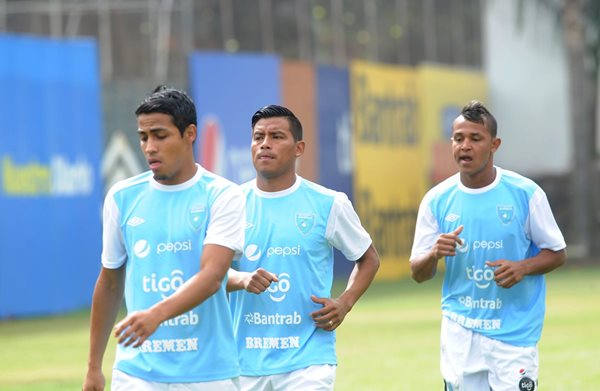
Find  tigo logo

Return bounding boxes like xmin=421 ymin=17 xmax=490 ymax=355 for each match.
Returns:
xmin=268 ymin=272 xmax=291 ymax=302
xmin=143 ymin=269 xmax=185 ymax=299
xmin=134 ymin=240 xmax=151 ymax=258
xmin=466 ymin=266 xmax=495 ymax=289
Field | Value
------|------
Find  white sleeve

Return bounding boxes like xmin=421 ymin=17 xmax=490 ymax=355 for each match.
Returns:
xmin=325 ymin=192 xmax=372 ymax=261
xmin=204 ymin=184 xmax=246 ymax=260
xmin=527 ymin=188 xmax=566 ymax=251
xmin=410 ymin=194 xmax=440 ymax=260
xmin=101 ymin=187 xmax=127 ymax=269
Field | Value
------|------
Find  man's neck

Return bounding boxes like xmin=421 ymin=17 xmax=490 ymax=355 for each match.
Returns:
xmin=460 ymin=166 xmax=497 ymax=189
xmin=256 ymin=173 xmax=297 ymax=192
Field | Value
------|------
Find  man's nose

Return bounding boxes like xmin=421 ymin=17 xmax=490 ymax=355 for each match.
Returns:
xmin=460 ymin=139 xmax=472 ymax=149
xmin=259 ymin=137 xmax=271 ymax=148
xmin=144 ymin=138 xmax=158 ymax=153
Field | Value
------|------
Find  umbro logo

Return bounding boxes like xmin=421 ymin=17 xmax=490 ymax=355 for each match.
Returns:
xmin=445 ymin=213 xmax=460 ymax=222
xmin=127 ymin=216 xmax=145 ymax=227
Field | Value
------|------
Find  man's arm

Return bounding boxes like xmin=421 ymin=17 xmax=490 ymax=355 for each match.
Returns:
xmin=409 ymin=250 xmax=440 ymax=283
xmin=410 ymin=225 xmax=463 ymax=283
xmin=113 ymin=243 xmax=234 ymax=347
xmin=83 ymin=266 xmax=125 ymax=391
xmin=310 ymin=244 xmax=380 ymax=330
xmin=227 ymin=268 xmax=278 ymax=294
xmin=486 ymin=248 xmax=566 ymax=288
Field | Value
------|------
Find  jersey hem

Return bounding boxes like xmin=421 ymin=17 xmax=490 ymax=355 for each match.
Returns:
xmin=239 ymin=358 xmax=337 ymax=377
xmin=115 ymin=362 xmax=240 ymax=383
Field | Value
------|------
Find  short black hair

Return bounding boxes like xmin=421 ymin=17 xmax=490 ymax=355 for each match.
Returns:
xmin=251 ymin=104 xmax=303 ymax=141
xmin=461 ymin=100 xmax=498 ymax=138
xmin=135 ymin=85 xmax=197 ymax=136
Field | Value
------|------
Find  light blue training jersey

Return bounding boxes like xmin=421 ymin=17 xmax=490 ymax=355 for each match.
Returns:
xmin=102 ymin=164 xmax=244 ymax=382
xmin=230 ymin=176 xmax=372 ymax=376
xmin=411 ymin=167 xmax=566 ymax=347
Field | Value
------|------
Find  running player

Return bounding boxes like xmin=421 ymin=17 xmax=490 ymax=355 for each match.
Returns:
xmin=83 ymin=86 xmax=244 ymax=391
xmin=410 ymin=100 xmax=567 ymax=390
xmin=227 ymin=104 xmax=380 ymax=391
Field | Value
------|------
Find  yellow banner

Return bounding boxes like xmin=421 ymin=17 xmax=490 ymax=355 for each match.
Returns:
xmin=350 ymin=61 xmax=426 ymax=280
xmin=417 ymin=64 xmax=487 ymax=185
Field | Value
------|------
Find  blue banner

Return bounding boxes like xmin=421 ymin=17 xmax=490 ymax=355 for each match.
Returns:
xmin=316 ymin=65 xmax=355 ymax=277
xmin=0 ymin=34 xmax=103 ymax=318
xmin=188 ymin=51 xmax=281 ymax=184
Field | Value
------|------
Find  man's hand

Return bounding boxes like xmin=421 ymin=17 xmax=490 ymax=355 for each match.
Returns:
xmin=113 ymin=309 xmax=162 ymax=348
xmin=310 ymin=295 xmax=351 ymax=331
xmin=431 ymin=225 xmax=464 ymax=259
xmin=243 ymin=268 xmax=278 ymax=294
xmin=82 ymin=367 xmax=105 ymax=391
xmin=411 ymin=225 xmax=464 ymax=283
xmin=486 ymin=259 xmax=525 ymax=288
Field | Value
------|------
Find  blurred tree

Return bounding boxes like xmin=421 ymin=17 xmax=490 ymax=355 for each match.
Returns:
xmin=561 ymin=0 xmax=599 ymax=257
xmin=517 ymin=0 xmax=600 ymax=256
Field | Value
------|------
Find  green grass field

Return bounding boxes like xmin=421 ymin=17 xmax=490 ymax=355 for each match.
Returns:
xmin=1 ymin=264 xmax=598 ymax=390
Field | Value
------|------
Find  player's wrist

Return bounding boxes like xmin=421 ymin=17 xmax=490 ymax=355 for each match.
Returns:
xmin=86 ymin=360 xmax=103 ymax=372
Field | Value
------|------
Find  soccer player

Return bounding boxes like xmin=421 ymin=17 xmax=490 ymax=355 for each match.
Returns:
xmin=83 ymin=86 xmax=244 ymax=391
xmin=227 ymin=104 xmax=380 ymax=390
xmin=410 ymin=100 xmax=566 ymax=390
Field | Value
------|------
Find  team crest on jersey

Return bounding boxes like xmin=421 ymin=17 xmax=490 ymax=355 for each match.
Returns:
xmin=497 ymin=205 xmax=514 ymax=224
xmin=189 ymin=205 xmax=207 ymax=230
xmin=296 ymin=213 xmax=315 ymax=234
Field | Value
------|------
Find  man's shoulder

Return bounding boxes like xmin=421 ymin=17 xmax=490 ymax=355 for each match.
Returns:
xmin=498 ymin=167 xmax=540 ymax=194
xmin=424 ymin=174 xmax=460 ymax=201
xmin=106 ymin=171 xmax=153 ymax=198
xmin=198 ymin=167 xmax=242 ymax=194
xmin=239 ymin=179 xmax=255 ymax=191
xmin=299 ymin=177 xmax=345 ymax=200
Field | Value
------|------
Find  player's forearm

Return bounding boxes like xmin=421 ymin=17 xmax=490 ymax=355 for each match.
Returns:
xmin=226 ymin=268 xmax=248 ymax=292
xmin=410 ymin=250 xmax=439 ymax=283
xmin=151 ymin=268 xmax=226 ymax=323
xmin=520 ymin=248 xmax=567 ymax=276
xmin=87 ymin=277 xmax=124 ymax=369
xmin=338 ymin=246 xmax=380 ymax=310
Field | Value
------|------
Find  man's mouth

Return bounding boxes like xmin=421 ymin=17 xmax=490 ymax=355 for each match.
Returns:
xmin=148 ymin=159 xmax=161 ymax=170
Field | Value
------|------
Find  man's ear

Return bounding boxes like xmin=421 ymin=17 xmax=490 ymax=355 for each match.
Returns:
xmin=492 ymin=137 xmax=501 ymax=152
xmin=295 ymin=140 xmax=305 ymax=157
xmin=185 ymin=124 xmax=197 ymax=144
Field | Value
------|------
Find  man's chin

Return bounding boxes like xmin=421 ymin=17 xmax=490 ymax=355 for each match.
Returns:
xmin=153 ymin=172 xmax=168 ymax=181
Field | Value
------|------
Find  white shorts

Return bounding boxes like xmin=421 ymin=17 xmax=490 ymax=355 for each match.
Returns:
xmin=440 ymin=317 xmax=538 ymax=391
xmin=239 ymin=364 xmax=336 ymax=391
xmin=112 ymin=369 xmax=240 ymax=391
